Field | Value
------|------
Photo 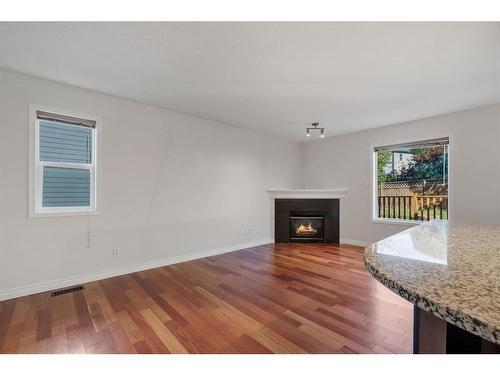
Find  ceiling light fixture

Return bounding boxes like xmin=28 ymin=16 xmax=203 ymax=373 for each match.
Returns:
xmin=306 ymin=122 xmax=325 ymax=138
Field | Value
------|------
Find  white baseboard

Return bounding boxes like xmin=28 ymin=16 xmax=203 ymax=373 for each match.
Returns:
xmin=340 ymin=238 xmax=372 ymax=248
xmin=0 ymin=238 xmax=271 ymax=302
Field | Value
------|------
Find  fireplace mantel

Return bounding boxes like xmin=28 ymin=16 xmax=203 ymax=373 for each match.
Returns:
xmin=266 ymin=188 xmax=349 ymax=199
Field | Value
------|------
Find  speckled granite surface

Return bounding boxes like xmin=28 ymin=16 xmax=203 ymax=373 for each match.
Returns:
xmin=364 ymin=220 xmax=500 ymax=344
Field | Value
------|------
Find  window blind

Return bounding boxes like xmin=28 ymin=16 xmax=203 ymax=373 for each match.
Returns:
xmin=374 ymin=137 xmax=449 ymax=152
xmin=36 ymin=110 xmax=96 ymax=127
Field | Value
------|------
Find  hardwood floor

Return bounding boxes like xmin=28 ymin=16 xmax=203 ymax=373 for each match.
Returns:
xmin=0 ymin=243 xmax=413 ymax=354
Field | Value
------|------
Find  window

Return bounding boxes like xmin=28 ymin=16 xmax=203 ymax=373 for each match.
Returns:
xmin=373 ymin=137 xmax=449 ymax=223
xmin=30 ymin=107 xmax=100 ymax=216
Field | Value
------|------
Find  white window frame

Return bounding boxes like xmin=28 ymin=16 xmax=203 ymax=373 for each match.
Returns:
xmin=29 ymin=104 xmax=102 ymax=218
xmin=370 ymin=136 xmax=452 ymax=226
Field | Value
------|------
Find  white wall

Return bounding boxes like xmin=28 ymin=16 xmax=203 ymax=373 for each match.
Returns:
xmin=2 ymin=67 xmax=499 ymax=300
xmin=302 ymin=104 xmax=500 ymax=245
xmin=0 ymin=69 xmax=302 ymax=299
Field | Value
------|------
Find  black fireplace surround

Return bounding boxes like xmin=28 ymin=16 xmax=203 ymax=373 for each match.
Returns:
xmin=275 ymin=199 xmax=340 ymax=243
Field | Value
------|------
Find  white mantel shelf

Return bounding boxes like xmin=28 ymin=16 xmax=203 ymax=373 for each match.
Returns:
xmin=266 ymin=188 xmax=349 ymax=199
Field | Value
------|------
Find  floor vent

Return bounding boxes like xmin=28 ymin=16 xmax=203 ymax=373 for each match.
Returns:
xmin=50 ymin=285 xmax=85 ymax=297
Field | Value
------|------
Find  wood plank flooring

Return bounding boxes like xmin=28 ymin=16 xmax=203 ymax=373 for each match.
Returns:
xmin=0 ymin=243 xmax=413 ymax=353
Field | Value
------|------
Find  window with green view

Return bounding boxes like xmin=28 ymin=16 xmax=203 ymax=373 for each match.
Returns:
xmin=374 ymin=138 xmax=449 ymax=222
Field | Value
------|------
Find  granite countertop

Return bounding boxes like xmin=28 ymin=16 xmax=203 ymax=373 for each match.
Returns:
xmin=364 ymin=220 xmax=500 ymax=344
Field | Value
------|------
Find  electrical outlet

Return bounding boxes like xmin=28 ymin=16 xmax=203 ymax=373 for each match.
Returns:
xmin=112 ymin=248 xmax=120 ymax=257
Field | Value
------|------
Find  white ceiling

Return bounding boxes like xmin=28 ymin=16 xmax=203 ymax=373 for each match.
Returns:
xmin=0 ymin=22 xmax=499 ymax=141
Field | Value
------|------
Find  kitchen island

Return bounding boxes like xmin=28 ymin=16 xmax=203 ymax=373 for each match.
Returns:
xmin=364 ymin=220 xmax=499 ymax=354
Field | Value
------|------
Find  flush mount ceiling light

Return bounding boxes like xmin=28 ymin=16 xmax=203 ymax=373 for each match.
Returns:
xmin=306 ymin=122 xmax=325 ymax=138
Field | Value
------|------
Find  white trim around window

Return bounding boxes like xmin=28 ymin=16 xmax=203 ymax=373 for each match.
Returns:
xmin=28 ymin=104 xmax=102 ymax=218
xmin=369 ymin=135 xmax=453 ymax=225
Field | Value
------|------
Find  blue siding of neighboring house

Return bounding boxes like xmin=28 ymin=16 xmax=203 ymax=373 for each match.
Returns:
xmin=39 ymin=120 xmax=93 ymax=207
xmin=39 ymin=120 xmax=92 ymax=163
xmin=42 ymin=167 xmax=91 ymax=207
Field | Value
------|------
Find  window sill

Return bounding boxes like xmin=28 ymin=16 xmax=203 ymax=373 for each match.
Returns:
xmin=370 ymin=217 xmax=424 ymax=226
xmin=29 ymin=210 xmax=102 ymax=219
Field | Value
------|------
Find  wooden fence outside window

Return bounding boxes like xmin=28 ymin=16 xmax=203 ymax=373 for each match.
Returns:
xmin=377 ymin=180 xmax=448 ymax=221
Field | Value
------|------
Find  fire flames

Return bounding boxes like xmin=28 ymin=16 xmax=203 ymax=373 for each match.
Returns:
xmin=296 ymin=222 xmax=317 ymax=234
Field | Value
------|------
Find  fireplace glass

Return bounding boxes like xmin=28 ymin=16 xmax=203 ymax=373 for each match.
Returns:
xmin=289 ymin=215 xmax=325 ymax=242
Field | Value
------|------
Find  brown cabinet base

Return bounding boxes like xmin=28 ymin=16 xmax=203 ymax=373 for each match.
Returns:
xmin=413 ymin=306 xmax=500 ymax=354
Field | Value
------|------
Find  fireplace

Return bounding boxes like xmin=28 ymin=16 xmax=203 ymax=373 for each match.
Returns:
xmin=274 ymin=199 xmax=340 ymax=244
xmin=289 ymin=215 xmax=325 ymax=242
